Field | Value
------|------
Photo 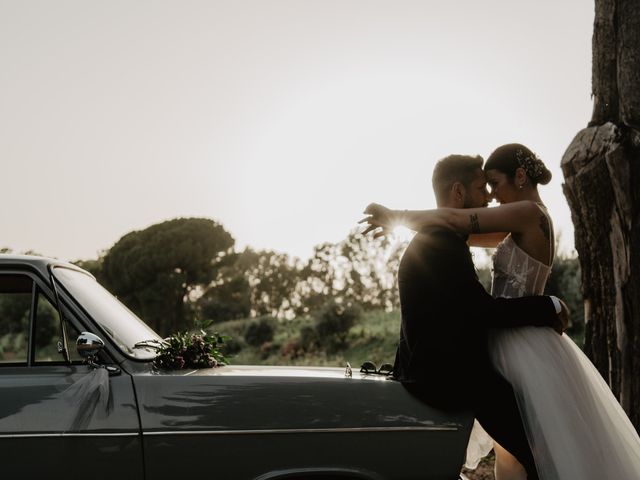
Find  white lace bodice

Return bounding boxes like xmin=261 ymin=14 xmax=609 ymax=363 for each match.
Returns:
xmin=491 ymin=235 xmax=551 ymax=298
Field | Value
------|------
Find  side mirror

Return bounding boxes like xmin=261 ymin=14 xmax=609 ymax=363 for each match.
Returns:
xmin=76 ymin=332 xmax=104 ymax=363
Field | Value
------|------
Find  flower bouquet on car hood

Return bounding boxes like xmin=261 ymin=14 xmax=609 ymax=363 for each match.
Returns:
xmin=153 ymin=329 xmax=230 ymax=370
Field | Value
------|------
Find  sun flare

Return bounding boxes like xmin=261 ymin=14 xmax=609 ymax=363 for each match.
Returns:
xmin=391 ymin=225 xmax=416 ymax=243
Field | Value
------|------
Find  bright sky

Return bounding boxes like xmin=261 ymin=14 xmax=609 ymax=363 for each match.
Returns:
xmin=1 ymin=0 xmax=593 ymax=262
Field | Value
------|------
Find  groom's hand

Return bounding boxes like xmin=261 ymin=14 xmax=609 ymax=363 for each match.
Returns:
xmin=359 ymin=203 xmax=394 ymax=238
xmin=553 ymin=298 xmax=570 ymax=334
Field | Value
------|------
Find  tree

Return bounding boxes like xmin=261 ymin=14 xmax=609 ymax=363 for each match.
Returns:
xmin=294 ymin=230 xmax=403 ymax=315
xmin=202 ymin=248 xmax=302 ymax=319
xmin=561 ymin=0 xmax=640 ymax=429
xmin=335 ymin=230 xmax=401 ymax=310
xmin=237 ymin=248 xmax=301 ymax=318
xmin=296 ymin=242 xmax=339 ymax=315
xmin=72 ymin=257 xmax=106 ymax=284
xmin=197 ymin=272 xmax=252 ymax=322
xmin=102 ymin=218 xmax=234 ymax=335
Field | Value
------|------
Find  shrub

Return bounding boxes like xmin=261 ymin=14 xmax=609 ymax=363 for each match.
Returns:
xmin=244 ymin=316 xmax=276 ymax=347
xmin=259 ymin=341 xmax=280 ymax=359
xmin=299 ymin=325 xmax=318 ymax=351
xmin=280 ymin=338 xmax=305 ymax=360
xmin=313 ymin=300 xmax=362 ymax=350
xmin=222 ymin=337 xmax=244 ymax=356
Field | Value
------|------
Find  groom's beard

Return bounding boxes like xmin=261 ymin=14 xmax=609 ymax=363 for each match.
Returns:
xmin=462 ymin=196 xmax=475 ymax=209
xmin=462 ymin=196 xmax=488 ymax=209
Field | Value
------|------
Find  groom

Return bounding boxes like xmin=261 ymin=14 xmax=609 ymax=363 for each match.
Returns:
xmin=364 ymin=155 xmax=567 ymax=479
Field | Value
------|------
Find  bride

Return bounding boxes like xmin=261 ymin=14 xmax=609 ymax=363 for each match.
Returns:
xmin=362 ymin=143 xmax=640 ymax=480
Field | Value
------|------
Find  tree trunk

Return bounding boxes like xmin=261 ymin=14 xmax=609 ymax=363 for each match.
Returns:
xmin=561 ymin=0 xmax=640 ymax=430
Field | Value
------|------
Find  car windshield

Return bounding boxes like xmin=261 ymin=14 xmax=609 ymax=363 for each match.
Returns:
xmin=53 ymin=266 xmax=162 ymax=360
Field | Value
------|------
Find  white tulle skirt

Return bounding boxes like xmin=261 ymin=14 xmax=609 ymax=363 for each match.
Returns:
xmin=465 ymin=327 xmax=640 ymax=479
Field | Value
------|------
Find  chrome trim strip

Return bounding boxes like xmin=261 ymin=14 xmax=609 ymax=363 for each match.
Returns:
xmin=0 ymin=432 xmax=139 ymax=439
xmin=144 ymin=426 xmax=458 ymax=436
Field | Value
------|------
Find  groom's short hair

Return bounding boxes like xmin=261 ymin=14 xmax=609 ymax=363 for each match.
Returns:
xmin=432 ymin=154 xmax=484 ymax=204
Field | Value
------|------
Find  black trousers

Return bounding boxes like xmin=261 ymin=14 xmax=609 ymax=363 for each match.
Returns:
xmin=403 ymin=373 xmax=539 ymax=480
xmin=473 ymin=371 xmax=539 ymax=480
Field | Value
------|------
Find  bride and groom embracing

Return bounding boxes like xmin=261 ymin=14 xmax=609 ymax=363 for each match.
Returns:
xmin=361 ymin=144 xmax=640 ymax=479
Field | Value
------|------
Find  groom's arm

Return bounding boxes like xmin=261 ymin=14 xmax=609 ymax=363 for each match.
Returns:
xmin=465 ymin=277 xmax=562 ymax=330
xmin=437 ymin=231 xmax=564 ymax=331
xmin=406 ymin=229 xmax=564 ymax=332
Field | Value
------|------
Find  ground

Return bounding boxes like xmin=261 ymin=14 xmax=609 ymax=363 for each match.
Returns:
xmin=461 ymin=453 xmax=495 ymax=480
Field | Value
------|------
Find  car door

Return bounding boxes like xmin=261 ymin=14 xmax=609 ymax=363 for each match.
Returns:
xmin=0 ymin=270 xmax=144 ymax=478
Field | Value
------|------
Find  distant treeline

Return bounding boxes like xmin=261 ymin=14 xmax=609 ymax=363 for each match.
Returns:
xmin=63 ymin=217 xmax=582 ymax=341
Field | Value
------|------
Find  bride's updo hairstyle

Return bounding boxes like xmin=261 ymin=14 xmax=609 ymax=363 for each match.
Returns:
xmin=485 ymin=143 xmax=552 ymax=186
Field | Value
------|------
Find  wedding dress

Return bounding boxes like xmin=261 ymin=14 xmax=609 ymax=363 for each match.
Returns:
xmin=465 ymin=218 xmax=640 ymax=478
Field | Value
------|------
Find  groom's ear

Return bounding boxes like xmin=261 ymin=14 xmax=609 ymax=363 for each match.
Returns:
xmin=451 ymin=182 xmax=466 ymax=205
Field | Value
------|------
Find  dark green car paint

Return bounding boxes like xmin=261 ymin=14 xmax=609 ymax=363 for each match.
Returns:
xmin=0 ymin=255 xmax=472 ymax=479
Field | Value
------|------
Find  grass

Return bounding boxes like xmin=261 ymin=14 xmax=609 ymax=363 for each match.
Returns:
xmin=213 ymin=309 xmax=401 ymax=369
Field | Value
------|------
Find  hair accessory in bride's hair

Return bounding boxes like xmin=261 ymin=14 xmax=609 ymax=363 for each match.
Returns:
xmin=515 ymin=149 xmax=545 ymax=181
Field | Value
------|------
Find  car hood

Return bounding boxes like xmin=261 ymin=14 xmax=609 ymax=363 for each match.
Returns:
xmin=148 ymin=364 xmax=386 ymax=381
xmin=133 ymin=363 xmax=471 ymax=434
xmin=133 ymin=366 xmax=472 ymax=480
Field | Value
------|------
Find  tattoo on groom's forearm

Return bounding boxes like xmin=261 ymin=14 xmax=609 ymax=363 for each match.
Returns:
xmin=469 ymin=214 xmax=480 ymax=233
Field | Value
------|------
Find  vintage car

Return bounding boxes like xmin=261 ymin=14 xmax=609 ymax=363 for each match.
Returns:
xmin=0 ymin=254 xmax=473 ymax=479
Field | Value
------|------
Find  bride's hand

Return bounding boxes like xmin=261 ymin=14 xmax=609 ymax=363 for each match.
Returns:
xmin=359 ymin=203 xmax=395 ymax=238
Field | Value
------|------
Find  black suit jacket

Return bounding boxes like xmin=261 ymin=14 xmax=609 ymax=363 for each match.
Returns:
xmin=394 ymin=227 xmax=557 ymax=410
